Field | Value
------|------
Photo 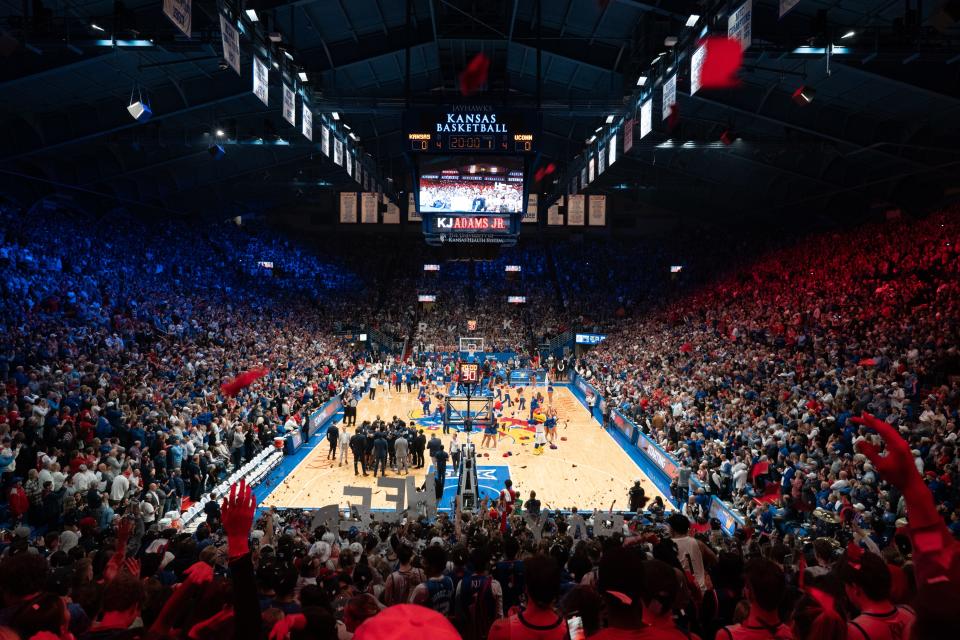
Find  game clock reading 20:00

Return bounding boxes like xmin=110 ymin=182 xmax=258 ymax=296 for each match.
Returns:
xmin=449 ymin=135 xmax=494 ymax=150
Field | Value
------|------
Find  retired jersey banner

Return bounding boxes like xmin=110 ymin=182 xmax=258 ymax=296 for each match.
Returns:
xmin=361 ymin=192 xmax=378 ymax=224
xmin=690 ymin=43 xmax=706 ymax=95
xmin=547 ymin=200 xmax=563 ymax=226
xmin=588 ymin=157 xmax=595 ymax=183
xmin=779 ymin=0 xmax=800 ymax=18
xmin=283 ymin=85 xmax=296 ymax=127
xmin=219 ymin=14 xmax=240 ymax=75
xmin=662 ymin=74 xmax=676 ymax=121
xmin=640 ymin=100 xmax=653 ymax=139
xmin=623 ymin=120 xmax=634 ymax=153
xmin=597 ymin=143 xmax=607 ymax=175
xmin=339 ymin=192 xmax=357 ymax=223
xmin=383 ymin=199 xmax=400 ymax=224
xmin=523 ymin=194 xmax=538 ymax=223
xmin=728 ymin=0 xmax=752 ymax=50
xmin=608 ymin=134 xmax=617 ymax=168
xmin=301 ymin=107 xmax=313 ymax=141
xmin=164 ymin=0 xmax=191 ymax=37
xmin=334 ymin=138 xmax=343 ymax=166
xmin=588 ymin=195 xmax=606 ymax=226
xmin=345 ymin=151 xmax=353 ymax=176
xmin=567 ymin=194 xmax=585 ymax=226
xmin=408 ymin=192 xmax=422 ymax=222
xmin=253 ymin=57 xmax=269 ymax=106
xmin=321 ymin=125 xmax=330 ymax=156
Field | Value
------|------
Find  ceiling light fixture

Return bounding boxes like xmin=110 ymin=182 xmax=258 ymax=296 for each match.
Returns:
xmin=842 ymin=30 xmax=855 ymax=39
xmin=686 ymin=14 xmax=700 ymax=27
xmin=605 ymin=115 xmax=615 ymax=124
xmin=91 ymin=23 xmax=104 ymax=32
xmin=331 ymin=112 xmax=340 ymax=120
xmin=298 ymin=72 xmax=308 ymax=81
xmin=636 ymin=75 xmax=647 ymax=86
xmin=245 ymin=9 xmax=259 ymax=22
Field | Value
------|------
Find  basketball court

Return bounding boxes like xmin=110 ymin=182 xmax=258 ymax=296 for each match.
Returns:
xmin=262 ymin=384 xmax=670 ymax=513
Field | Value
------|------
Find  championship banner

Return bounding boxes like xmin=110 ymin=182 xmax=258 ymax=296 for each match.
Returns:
xmin=219 ymin=14 xmax=240 ymax=75
xmin=779 ymin=0 xmax=800 ymax=18
xmin=728 ymin=0 xmax=752 ymax=51
xmin=408 ymin=192 xmax=422 ymax=222
xmin=523 ymin=194 xmax=538 ymax=223
xmin=345 ymin=151 xmax=352 ymax=176
xmin=640 ymin=100 xmax=652 ymax=139
xmin=567 ymin=194 xmax=585 ymax=226
xmin=163 ymin=0 xmax=191 ymax=37
xmin=321 ymin=125 xmax=330 ymax=156
xmin=361 ymin=192 xmax=378 ymax=224
xmin=339 ymin=192 xmax=357 ymax=223
xmin=588 ymin=157 xmax=595 ymax=183
xmin=383 ymin=199 xmax=400 ymax=224
xmin=690 ymin=43 xmax=706 ymax=95
xmin=253 ymin=57 xmax=269 ymax=106
xmin=662 ymin=74 xmax=676 ymax=121
xmin=301 ymin=107 xmax=313 ymax=141
xmin=283 ymin=84 xmax=296 ymax=127
xmin=547 ymin=200 xmax=563 ymax=226
xmin=623 ymin=118 xmax=634 ymax=153
xmin=608 ymin=134 xmax=617 ymax=168
xmin=333 ymin=138 xmax=343 ymax=166
xmin=588 ymin=195 xmax=606 ymax=226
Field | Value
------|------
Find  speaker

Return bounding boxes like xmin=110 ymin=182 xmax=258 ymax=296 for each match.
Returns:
xmin=127 ymin=100 xmax=152 ymax=122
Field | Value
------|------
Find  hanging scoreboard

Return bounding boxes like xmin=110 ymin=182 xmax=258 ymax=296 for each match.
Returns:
xmin=405 ymin=106 xmax=540 ymax=154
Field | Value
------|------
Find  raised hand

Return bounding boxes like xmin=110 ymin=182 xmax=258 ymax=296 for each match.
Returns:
xmin=221 ymin=479 xmax=256 ymax=559
xmin=851 ymin=412 xmax=921 ymax=492
xmin=122 ymin=557 xmax=141 ymax=578
xmin=183 ymin=560 xmax=214 ymax=585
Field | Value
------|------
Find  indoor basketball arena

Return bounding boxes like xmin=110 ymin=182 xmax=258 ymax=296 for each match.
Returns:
xmin=0 ymin=1 xmax=958 ymax=640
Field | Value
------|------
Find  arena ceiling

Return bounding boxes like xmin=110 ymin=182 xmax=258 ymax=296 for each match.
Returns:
xmin=0 ymin=0 xmax=959 ymax=221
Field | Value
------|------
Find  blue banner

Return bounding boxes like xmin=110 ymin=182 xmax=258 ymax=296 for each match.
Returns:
xmin=308 ymin=396 xmax=342 ymax=438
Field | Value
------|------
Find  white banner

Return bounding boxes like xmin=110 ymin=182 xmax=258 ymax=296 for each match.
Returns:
xmin=361 ymin=192 xmax=378 ymax=224
xmin=598 ymin=144 xmax=606 ymax=175
xmin=547 ymin=200 xmax=563 ymax=226
xmin=253 ymin=57 xmax=269 ymax=106
xmin=219 ymin=14 xmax=240 ymax=75
xmin=346 ymin=151 xmax=353 ymax=176
xmin=301 ymin=108 xmax=313 ymax=141
xmin=383 ymin=199 xmax=400 ymax=224
xmin=334 ymin=139 xmax=343 ymax=166
xmin=728 ymin=0 xmax=752 ymax=51
xmin=779 ymin=0 xmax=800 ymax=19
xmin=570 ymin=175 xmax=578 ymax=195
xmin=321 ymin=125 xmax=330 ymax=156
xmin=163 ymin=0 xmax=191 ymax=37
xmin=408 ymin=192 xmax=422 ymax=222
xmin=588 ymin=157 xmax=595 ymax=183
xmin=339 ymin=192 xmax=357 ymax=223
xmin=523 ymin=194 xmax=538 ymax=223
xmin=662 ymin=74 xmax=677 ymax=121
xmin=640 ymin=100 xmax=652 ymax=139
xmin=355 ymin=159 xmax=361 ymax=183
xmin=283 ymin=85 xmax=296 ymax=127
xmin=588 ymin=195 xmax=606 ymax=226
xmin=624 ymin=119 xmax=634 ymax=153
xmin=608 ymin=134 xmax=617 ymax=168
xmin=567 ymin=194 xmax=585 ymax=226
xmin=690 ymin=43 xmax=706 ymax=95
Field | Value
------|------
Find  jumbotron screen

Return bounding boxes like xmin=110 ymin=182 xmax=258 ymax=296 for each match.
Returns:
xmin=418 ymin=156 xmax=524 ymax=214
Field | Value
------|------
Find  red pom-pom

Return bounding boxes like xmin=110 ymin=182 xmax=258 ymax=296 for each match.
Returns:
xmin=534 ymin=163 xmax=557 ymax=183
xmin=459 ymin=53 xmax=490 ymax=96
xmin=699 ymin=37 xmax=743 ymax=89
xmin=220 ymin=367 xmax=269 ymax=397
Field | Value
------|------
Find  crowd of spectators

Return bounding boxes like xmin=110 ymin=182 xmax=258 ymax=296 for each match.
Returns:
xmin=0 ymin=197 xmax=957 ymax=640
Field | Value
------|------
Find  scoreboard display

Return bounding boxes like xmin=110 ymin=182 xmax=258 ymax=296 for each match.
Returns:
xmin=459 ymin=362 xmax=480 ymax=384
xmin=405 ymin=106 xmax=540 ymax=154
